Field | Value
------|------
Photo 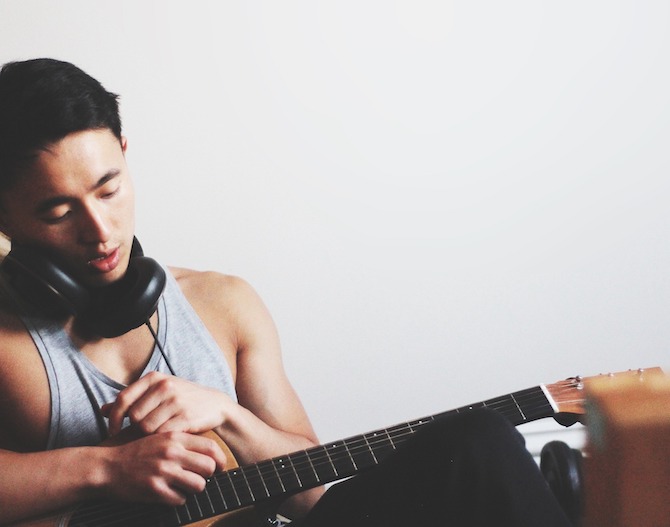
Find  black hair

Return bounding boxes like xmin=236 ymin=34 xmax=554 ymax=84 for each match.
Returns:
xmin=0 ymin=58 xmax=122 ymax=192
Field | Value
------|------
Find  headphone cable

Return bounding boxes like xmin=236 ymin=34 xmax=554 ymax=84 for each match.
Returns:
xmin=145 ymin=318 xmax=177 ymax=376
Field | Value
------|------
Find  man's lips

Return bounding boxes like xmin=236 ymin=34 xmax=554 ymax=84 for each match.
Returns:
xmin=87 ymin=248 xmax=121 ymax=273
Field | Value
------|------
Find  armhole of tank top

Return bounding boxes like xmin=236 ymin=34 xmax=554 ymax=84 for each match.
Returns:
xmin=16 ymin=315 xmax=61 ymax=450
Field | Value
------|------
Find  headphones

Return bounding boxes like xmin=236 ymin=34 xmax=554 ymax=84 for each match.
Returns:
xmin=1 ymin=237 xmax=166 ymax=338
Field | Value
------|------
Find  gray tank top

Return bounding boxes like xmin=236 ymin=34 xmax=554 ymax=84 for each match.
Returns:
xmin=16 ymin=267 xmax=237 ymax=449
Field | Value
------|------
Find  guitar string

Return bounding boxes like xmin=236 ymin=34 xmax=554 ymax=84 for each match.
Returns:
xmin=70 ymin=388 xmax=567 ymax=526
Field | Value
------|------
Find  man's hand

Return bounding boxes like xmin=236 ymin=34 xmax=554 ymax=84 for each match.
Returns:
xmin=100 ymin=431 xmax=227 ymax=505
xmin=100 ymin=371 xmax=232 ymax=436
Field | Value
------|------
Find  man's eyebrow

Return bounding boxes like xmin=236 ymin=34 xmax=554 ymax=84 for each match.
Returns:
xmin=34 ymin=170 xmax=121 ymax=213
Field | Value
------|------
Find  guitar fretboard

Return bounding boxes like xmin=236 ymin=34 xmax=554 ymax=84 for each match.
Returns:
xmin=69 ymin=385 xmax=554 ymax=527
xmin=170 ymin=385 xmax=553 ymax=526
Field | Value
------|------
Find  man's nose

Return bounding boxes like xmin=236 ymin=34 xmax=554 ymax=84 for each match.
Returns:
xmin=78 ymin=203 xmax=111 ymax=243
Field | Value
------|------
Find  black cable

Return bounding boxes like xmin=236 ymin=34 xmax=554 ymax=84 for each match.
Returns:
xmin=145 ymin=318 xmax=176 ymax=376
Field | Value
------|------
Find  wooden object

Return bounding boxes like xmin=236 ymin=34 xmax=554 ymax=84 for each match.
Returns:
xmin=583 ymin=369 xmax=670 ymax=526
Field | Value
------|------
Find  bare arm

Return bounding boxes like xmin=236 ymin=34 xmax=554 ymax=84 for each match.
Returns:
xmin=103 ymin=271 xmax=325 ymax=518
xmin=0 ymin=434 xmax=226 ymax=525
xmin=0 ymin=308 xmax=226 ymax=525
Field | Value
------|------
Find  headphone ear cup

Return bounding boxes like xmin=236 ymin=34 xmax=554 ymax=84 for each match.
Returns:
xmin=540 ymin=440 xmax=583 ymax=524
xmin=2 ymin=239 xmax=166 ymax=338
xmin=85 ymin=256 xmax=166 ymax=338
xmin=2 ymin=245 xmax=90 ymax=316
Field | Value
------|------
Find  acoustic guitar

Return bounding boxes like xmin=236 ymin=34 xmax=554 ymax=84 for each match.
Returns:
xmin=13 ymin=367 xmax=660 ymax=527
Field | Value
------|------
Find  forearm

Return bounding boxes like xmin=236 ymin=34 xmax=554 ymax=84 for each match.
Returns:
xmin=0 ymin=431 xmax=225 ymax=526
xmin=214 ymin=402 xmax=325 ymax=519
xmin=0 ymin=447 xmax=104 ymax=525
xmin=215 ymin=401 xmax=316 ymax=463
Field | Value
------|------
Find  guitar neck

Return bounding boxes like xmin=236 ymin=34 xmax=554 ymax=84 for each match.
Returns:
xmin=168 ymin=385 xmax=555 ymax=526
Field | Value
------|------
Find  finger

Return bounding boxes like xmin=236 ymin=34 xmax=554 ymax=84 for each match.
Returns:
xmin=100 ymin=402 xmax=125 ymax=436
xmin=154 ymin=413 xmax=190 ymax=435
xmin=177 ymin=433 xmax=228 ymax=472
xmin=106 ymin=373 xmax=171 ymax=435
xmin=126 ymin=379 xmax=185 ymax=434
xmin=146 ymin=467 xmax=207 ymax=506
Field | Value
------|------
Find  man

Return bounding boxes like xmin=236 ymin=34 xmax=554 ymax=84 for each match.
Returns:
xmin=0 ymin=58 xmax=571 ymax=526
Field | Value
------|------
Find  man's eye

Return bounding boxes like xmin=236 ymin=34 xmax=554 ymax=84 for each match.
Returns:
xmin=101 ymin=185 xmax=120 ymax=199
xmin=43 ymin=209 xmax=72 ymax=224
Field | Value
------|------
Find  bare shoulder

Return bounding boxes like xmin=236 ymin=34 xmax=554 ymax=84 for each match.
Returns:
xmin=166 ymin=267 xmax=279 ymax=366
xmin=0 ymin=300 xmax=40 ymax=366
xmin=169 ymin=266 xmax=253 ymax=300
xmin=0 ymin=300 xmax=51 ymax=451
xmin=167 ymin=266 xmax=265 ymax=320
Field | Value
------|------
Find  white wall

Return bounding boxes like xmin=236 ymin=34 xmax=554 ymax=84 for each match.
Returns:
xmin=1 ymin=1 xmax=668 ymax=448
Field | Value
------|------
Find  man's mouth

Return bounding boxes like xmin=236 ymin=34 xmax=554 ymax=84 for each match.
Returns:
xmin=87 ymin=248 xmax=121 ymax=273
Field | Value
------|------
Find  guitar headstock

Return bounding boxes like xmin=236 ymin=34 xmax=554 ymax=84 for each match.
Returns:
xmin=545 ymin=367 xmax=663 ymax=424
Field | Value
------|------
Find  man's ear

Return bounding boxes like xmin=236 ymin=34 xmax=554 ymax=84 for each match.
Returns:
xmin=121 ymin=136 xmax=128 ymax=154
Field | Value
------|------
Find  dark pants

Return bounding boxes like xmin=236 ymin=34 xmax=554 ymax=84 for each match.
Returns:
xmin=295 ymin=409 xmax=571 ymax=527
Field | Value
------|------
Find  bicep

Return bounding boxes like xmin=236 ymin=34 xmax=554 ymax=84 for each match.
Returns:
xmin=231 ymin=283 xmax=318 ymax=443
xmin=180 ymin=271 xmax=318 ymax=443
xmin=0 ymin=334 xmax=52 ymax=452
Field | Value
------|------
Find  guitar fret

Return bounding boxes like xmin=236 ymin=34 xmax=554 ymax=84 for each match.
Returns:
xmin=225 ymin=471 xmax=243 ymax=506
xmin=407 ymin=416 xmax=434 ymax=432
xmin=363 ymin=434 xmax=379 ymax=465
xmin=291 ymin=450 xmax=320 ymax=488
xmin=343 ymin=435 xmax=374 ymax=470
xmin=304 ymin=450 xmax=321 ymax=484
xmin=269 ymin=459 xmax=287 ymax=492
xmin=240 ymin=468 xmax=256 ymax=501
xmin=510 ymin=393 xmax=526 ymax=420
xmin=168 ymin=506 xmax=182 ymax=527
xmin=324 ymin=442 xmax=359 ymax=479
xmin=386 ymin=424 xmax=407 ymax=446
xmin=198 ymin=485 xmax=216 ymax=516
xmin=211 ymin=475 xmax=230 ymax=512
xmin=258 ymin=459 xmax=285 ymax=495
xmin=210 ymin=471 xmax=236 ymax=511
xmin=515 ymin=387 xmax=554 ymax=421
xmin=309 ymin=445 xmax=338 ymax=482
xmin=342 ymin=440 xmax=358 ymax=470
xmin=323 ymin=444 xmax=340 ymax=477
xmin=175 ymin=497 xmax=195 ymax=524
xmin=272 ymin=456 xmax=301 ymax=492
xmin=478 ymin=395 xmax=516 ymax=421
xmin=287 ymin=455 xmax=303 ymax=488
xmin=191 ymin=492 xmax=206 ymax=518
xmin=365 ymin=430 xmax=395 ymax=461
xmin=253 ymin=463 xmax=271 ymax=498
xmin=227 ymin=468 xmax=257 ymax=506
xmin=384 ymin=429 xmax=397 ymax=449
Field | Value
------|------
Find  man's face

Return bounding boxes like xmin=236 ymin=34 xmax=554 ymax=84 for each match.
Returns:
xmin=0 ymin=128 xmax=136 ymax=288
